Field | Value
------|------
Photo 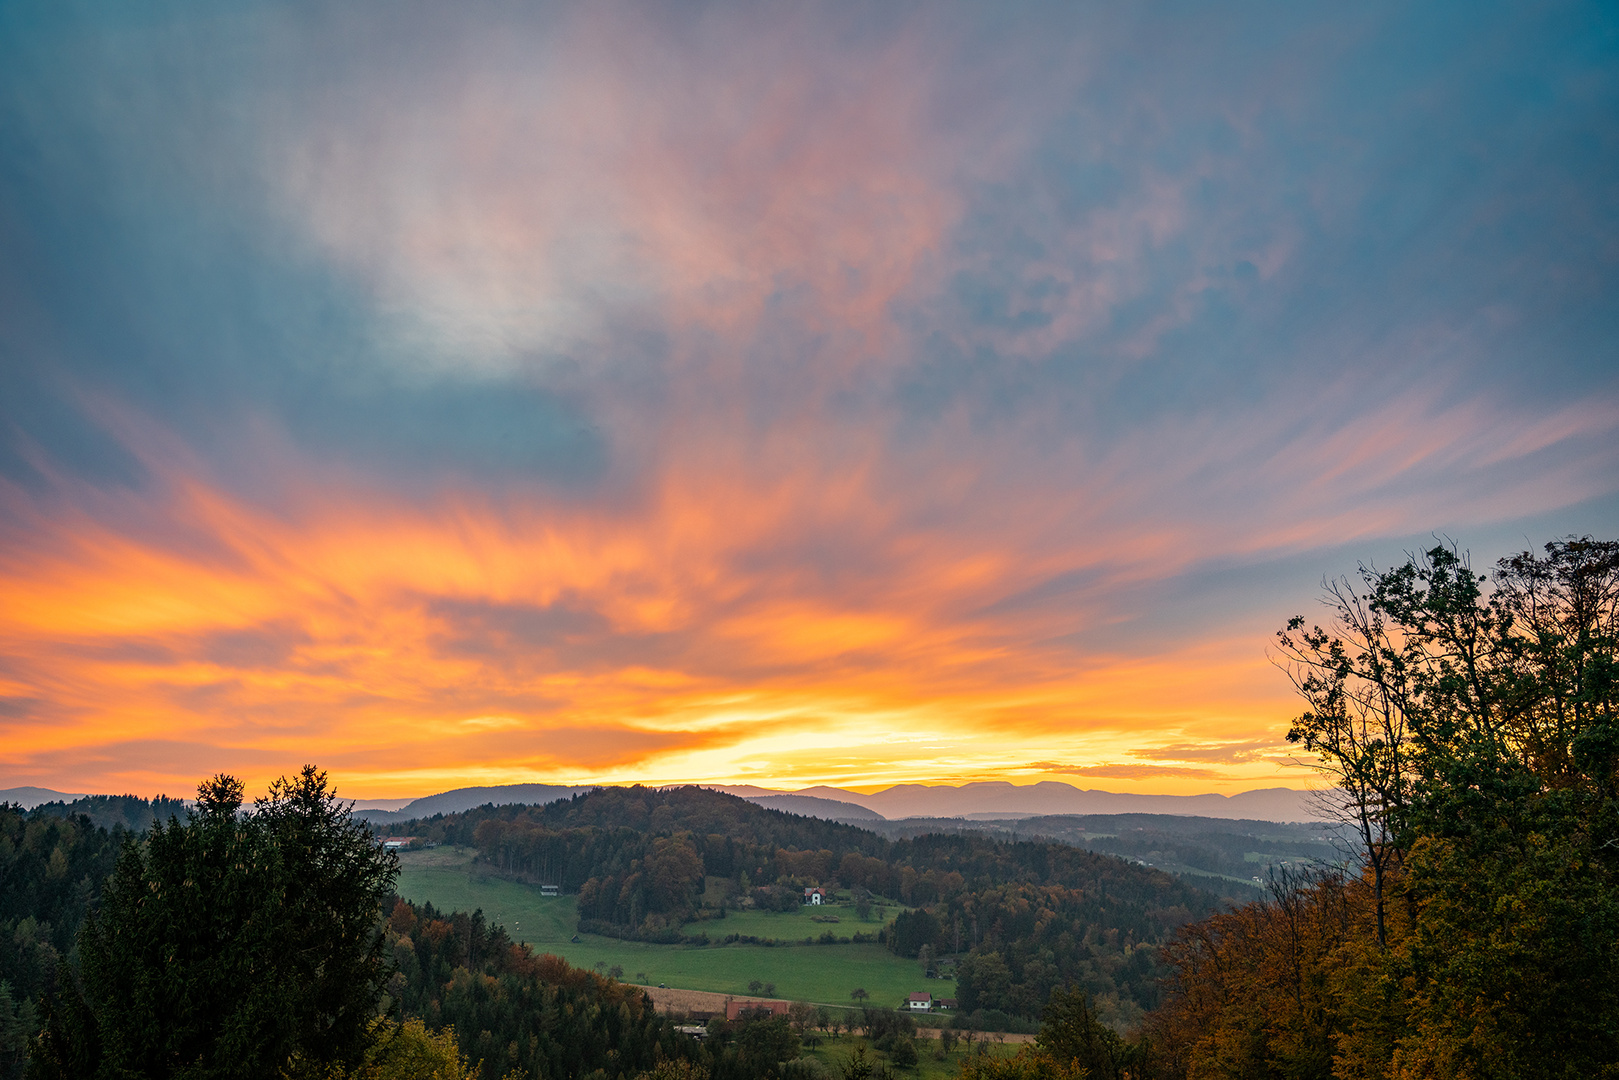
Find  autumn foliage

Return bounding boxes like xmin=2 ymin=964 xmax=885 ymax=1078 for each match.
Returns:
xmin=1139 ymin=538 xmax=1619 ymax=1079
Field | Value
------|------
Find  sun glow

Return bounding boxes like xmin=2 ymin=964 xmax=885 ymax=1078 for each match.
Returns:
xmin=0 ymin=466 xmax=1303 ymax=797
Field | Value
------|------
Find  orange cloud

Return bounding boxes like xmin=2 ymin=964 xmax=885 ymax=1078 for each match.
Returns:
xmin=1030 ymin=763 xmax=1219 ymax=780
xmin=7 ymin=4 xmax=1614 ymax=806
xmin=0 ymin=443 xmax=1313 ymax=798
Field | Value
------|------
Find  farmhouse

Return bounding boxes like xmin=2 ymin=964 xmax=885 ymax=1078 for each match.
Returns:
xmin=803 ymin=887 xmax=828 ymax=905
xmin=907 ymin=992 xmax=933 ymax=1011
xmin=725 ymin=998 xmax=790 ymax=1020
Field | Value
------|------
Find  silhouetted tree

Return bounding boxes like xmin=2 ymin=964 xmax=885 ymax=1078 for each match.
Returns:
xmin=35 ymin=767 xmax=398 ymax=1079
xmin=1154 ymin=537 xmax=1619 ymax=1078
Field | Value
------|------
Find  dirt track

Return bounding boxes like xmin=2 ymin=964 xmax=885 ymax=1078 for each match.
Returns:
xmin=643 ymin=986 xmax=734 ymax=1015
xmin=639 ymin=987 xmax=1033 ymax=1043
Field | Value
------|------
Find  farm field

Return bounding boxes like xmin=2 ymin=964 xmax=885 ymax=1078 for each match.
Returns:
xmin=806 ymin=1035 xmax=1025 ymax=1080
xmin=694 ymin=902 xmax=894 ymax=940
xmin=395 ymin=847 xmax=948 ymax=1009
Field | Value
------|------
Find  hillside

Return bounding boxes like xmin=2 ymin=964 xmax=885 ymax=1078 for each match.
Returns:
xmin=866 ymin=813 xmax=1351 ymax=899
xmin=393 ymin=786 xmax=1220 ymax=1023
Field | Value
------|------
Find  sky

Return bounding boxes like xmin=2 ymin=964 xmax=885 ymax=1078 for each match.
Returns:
xmin=1 ymin=0 xmax=1616 ymax=800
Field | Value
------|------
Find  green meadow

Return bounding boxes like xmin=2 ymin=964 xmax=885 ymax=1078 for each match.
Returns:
xmin=395 ymin=847 xmax=948 ymax=1009
xmin=805 ymin=1036 xmax=1024 ymax=1080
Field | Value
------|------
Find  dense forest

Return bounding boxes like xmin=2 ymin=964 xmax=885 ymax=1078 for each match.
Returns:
xmin=0 ymin=807 xmax=127 ymax=1078
xmin=871 ymin=814 xmax=1347 ymax=901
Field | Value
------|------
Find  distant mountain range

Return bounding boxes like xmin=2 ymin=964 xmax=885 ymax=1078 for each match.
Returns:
xmin=0 ymin=786 xmax=88 ymax=809
xmin=9 ymin=779 xmax=1323 ymax=824
xmin=353 ymin=784 xmax=596 ymax=825
xmin=785 ymin=781 xmax=1321 ymax=823
xmin=358 ymin=779 xmax=1320 ymax=825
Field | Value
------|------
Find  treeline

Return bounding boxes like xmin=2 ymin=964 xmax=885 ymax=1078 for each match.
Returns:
xmin=26 ymin=794 xmax=190 ymax=834
xmin=383 ymin=898 xmax=689 ymax=1080
xmin=920 ymin=883 xmax=1173 ymax=1028
xmin=951 ymin=815 xmax=1341 ymax=896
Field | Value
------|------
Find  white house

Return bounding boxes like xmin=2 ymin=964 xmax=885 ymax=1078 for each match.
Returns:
xmin=907 ymin=992 xmax=933 ymax=1011
xmin=803 ymin=887 xmax=827 ymax=905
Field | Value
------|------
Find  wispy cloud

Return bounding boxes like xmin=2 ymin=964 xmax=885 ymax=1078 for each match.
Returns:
xmin=1031 ymin=762 xmax=1219 ymax=780
xmin=1 ymin=0 xmax=1615 ymax=795
xmin=1133 ymin=739 xmax=1285 ymax=765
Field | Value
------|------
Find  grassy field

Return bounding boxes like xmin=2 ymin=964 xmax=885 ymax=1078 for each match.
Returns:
xmin=693 ymin=903 xmax=896 ymax=941
xmin=395 ymin=847 xmax=947 ymax=1010
xmin=806 ymin=1035 xmax=1023 ymax=1080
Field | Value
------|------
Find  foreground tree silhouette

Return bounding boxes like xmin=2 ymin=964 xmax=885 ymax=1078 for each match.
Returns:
xmin=1151 ymin=537 xmax=1619 ymax=1078
xmin=35 ymin=767 xmax=398 ymax=1079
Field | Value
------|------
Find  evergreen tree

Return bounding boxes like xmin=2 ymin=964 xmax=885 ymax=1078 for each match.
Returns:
xmin=35 ymin=767 xmax=398 ymax=1079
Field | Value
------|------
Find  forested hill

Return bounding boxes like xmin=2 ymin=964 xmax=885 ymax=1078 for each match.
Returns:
xmin=398 ymin=785 xmax=1215 ymax=910
xmin=397 ymin=785 xmax=1220 ymax=1024
xmin=26 ymin=793 xmax=191 ymax=833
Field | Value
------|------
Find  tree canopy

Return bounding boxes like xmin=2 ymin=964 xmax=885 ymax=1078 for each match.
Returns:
xmin=36 ymin=767 xmax=400 ymax=1079
xmin=1146 ymin=537 xmax=1619 ymax=1078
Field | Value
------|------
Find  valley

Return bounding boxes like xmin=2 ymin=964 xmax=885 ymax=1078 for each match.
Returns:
xmin=396 ymin=845 xmax=948 ymax=1010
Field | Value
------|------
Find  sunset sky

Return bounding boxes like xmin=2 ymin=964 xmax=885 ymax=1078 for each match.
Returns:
xmin=2 ymin=1 xmax=1616 ymax=800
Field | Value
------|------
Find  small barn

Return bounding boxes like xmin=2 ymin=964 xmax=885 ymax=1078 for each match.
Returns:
xmin=726 ymin=998 xmax=791 ymax=1020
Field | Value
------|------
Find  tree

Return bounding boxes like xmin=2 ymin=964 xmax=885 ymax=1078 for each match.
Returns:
xmin=850 ymin=987 xmax=869 ymax=1006
xmin=636 ymin=1061 xmax=711 ymax=1080
xmin=954 ymin=952 xmax=1012 ymax=1015
xmin=734 ymin=1014 xmax=800 ymax=1078
xmin=889 ymin=1036 xmax=919 ymax=1070
xmin=1036 ymin=986 xmax=1127 ymax=1080
xmin=35 ymin=767 xmax=399 ymax=1079
xmin=947 ymin=994 xmax=1119 ymax=1080
xmin=1275 ymin=576 xmax=1415 ymax=947
xmin=1271 ymin=538 xmax=1619 ymax=1076
xmin=788 ymin=1001 xmax=816 ymax=1040
xmin=839 ymin=1045 xmax=873 ymax=1080
xmin=338 ymin=1017 xmax=478 ymax=1080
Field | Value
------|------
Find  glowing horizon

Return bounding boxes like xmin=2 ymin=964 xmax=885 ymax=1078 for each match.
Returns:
xmin=2 ymin=1 xmax=1616 ymax=800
